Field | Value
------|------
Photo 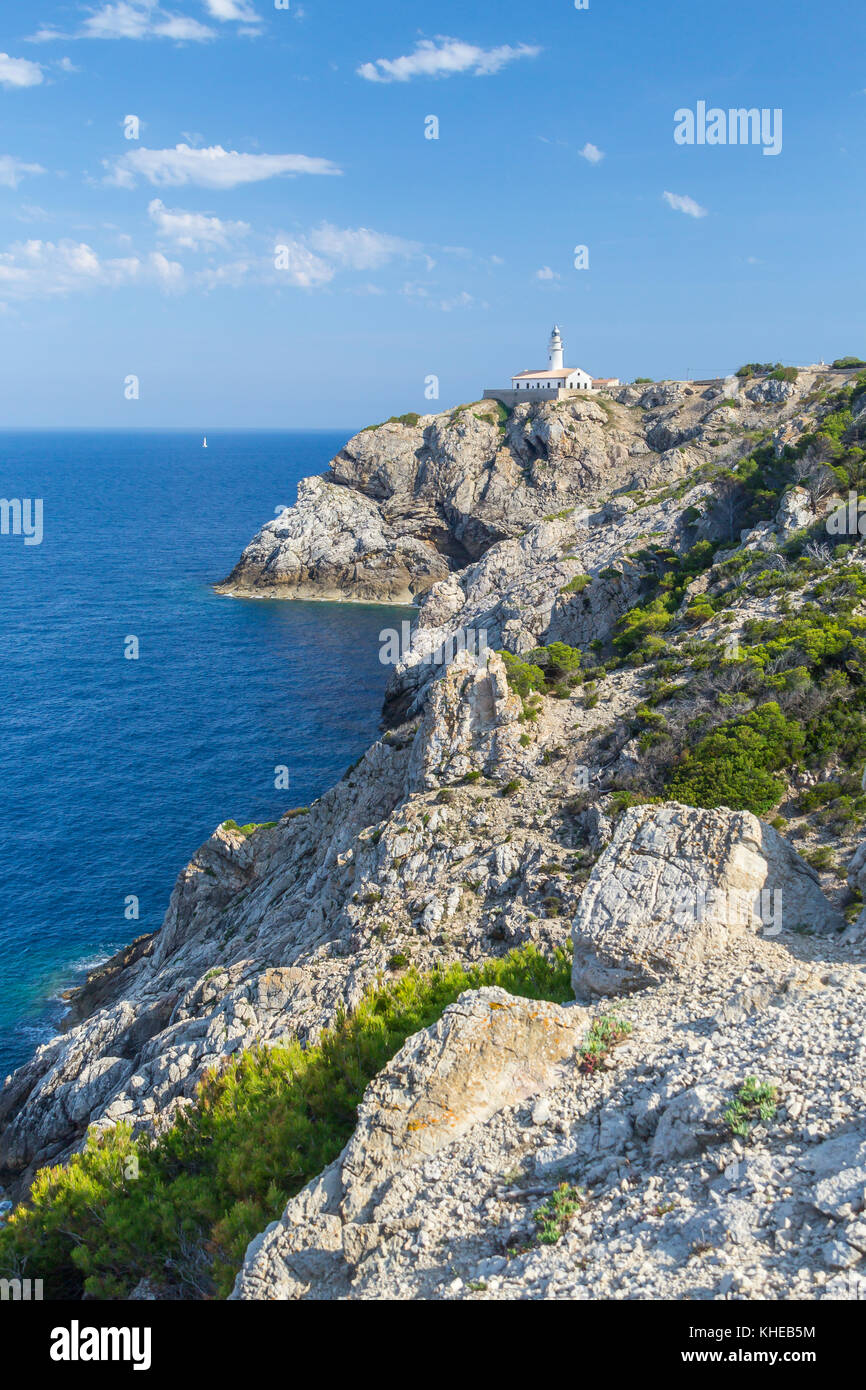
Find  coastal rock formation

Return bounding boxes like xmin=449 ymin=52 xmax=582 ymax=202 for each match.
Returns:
xmin=3 ymin=365 xmax=865 ymax=1303
xmin=0 ymin=649 xmax=583 ymax=1193
xmin=231 ymin=938 xmax=866 ymax=1301
xmin=216 ymin=375 xmax=817 ymax=606
xmin=214 ymin=474 xmax=449 ymax=604
xmin=232 ymin=987 xmax=585 ymax=1300
xmin=571 ymin=804 xmax=844 ymax=998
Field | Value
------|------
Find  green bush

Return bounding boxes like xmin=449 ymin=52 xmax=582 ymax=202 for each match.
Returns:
xmin=0 ymin=944 xmax=573 ymax=1302
xmin=560 ymin=573 xmax=592 ymax=595
xmin=499 ymin=650 xmax=546 ymax=700
xmin=666 ymin=702 xmax=803 ymax=816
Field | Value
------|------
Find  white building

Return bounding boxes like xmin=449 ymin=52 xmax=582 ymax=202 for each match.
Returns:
xmin=511 ymin=326 xmax=594 ymax=393
xmin=483 ymin=327 xmax=603 ymax=406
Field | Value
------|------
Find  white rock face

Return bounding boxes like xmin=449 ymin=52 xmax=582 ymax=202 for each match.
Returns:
xmin=746 ymin=376 xmax=799 ymax=404
xmin=231 ymin=986 xmax=585 ymax=1299
xmin=571 ymin=804 xmax=844 ymax=998
xmin=774 ymin=486 xmax=815 ymax=539
xmin=215 ymin=475 xmax=448 ymax=603
xmin=845 ymin=842 xmax=866 ymax=940
xmin=406 ymin=649 xmax=523 ymax=791
xmin=3 ymin=368 xmax=864 ymax=1302
xmin=231 ymin=939 xmax=866 ymax=1302
xmin=217 ymin=381 xmax=811 ymax=608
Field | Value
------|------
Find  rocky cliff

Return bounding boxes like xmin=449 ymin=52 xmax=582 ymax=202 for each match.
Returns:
xmin=3 ymin=364 xmax=866 ymax=1302
xmin=215 ymin=375 xmax=808 ymax=607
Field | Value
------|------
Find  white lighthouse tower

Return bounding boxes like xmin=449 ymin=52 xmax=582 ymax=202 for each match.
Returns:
xmin=548 ymin=324 xmax=564 ymax=371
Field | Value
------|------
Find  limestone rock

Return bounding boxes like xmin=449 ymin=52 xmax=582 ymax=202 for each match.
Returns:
xmin=571 ymin=803 xmax=843 ymax=998
xmin=231 ymin=986 xmax=585 ymax=1298
xmin=217 ymin=381 xmax=790 ymax=608
xmin=845 ymin=842 xmax=866 ymax=940
xmin=775 ymin=486 xmax=814 ymax=539
xmin=746 ymin=377 xmax=799 ymax=404
xmin=406 ymin=649 xmax=522 ymax=790
xmin=215 ymin=474 xmax=448 ymax=603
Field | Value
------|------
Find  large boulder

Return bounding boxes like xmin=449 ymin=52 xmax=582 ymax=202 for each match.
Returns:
xmin=571 ymin=803 xmax=843 ymax=998
xmin=845 ymin=842 xmax=866 ymax=940
xmin=231 ymin=986 xmax=585 ymax=1299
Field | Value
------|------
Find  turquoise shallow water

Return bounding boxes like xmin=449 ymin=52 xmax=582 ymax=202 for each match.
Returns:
xmin=0 ymin=430 xmax=409 ymax=1077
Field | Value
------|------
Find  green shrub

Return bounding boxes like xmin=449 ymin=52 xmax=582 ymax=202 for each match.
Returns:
xmin=499 ymin=650 xmax=546 ymax=701
xmin=666 ymin=702 xmax=803 ymax=816
xmin=534 ymin=1184 xmax=584 ymax=1244
xmin=0 ymin=945 xmax=573 ymax=1301
xmin=560 ymin=573 xmax=592 ymax=595
xmin=797 ymin=781 xmax=842 ymax=813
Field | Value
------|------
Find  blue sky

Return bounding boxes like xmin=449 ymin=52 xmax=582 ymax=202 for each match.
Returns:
xmin=0 ymin=0 xmax=863 ymax=427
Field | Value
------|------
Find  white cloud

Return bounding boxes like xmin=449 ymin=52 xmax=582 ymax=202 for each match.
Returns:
xmin=273 ymin=240 xmax=334 ymax=288
xmin=307 ymin=223 xmax=419 ymax=269
xmin=272 ymin=223 xmax=420 ymax=288
xmin=534 ymin=265 xmax=558 ymax=281
xmin=401 ymin=281 xmax=476 ymax=312
xmin=440 ymin=290 xmax=474 ymax=311
xmin=148 ymin=197 xmax=250 ymax=249
xmin=28 ymin=3 xmax=216 ymax=43
xmin=579 ymin=142 xmax=604 ymax=164
xmin=105 ymin=143 xmax=342 ymax=188
xmin=0 ymin=237 xmax=183 ymax=298
xmin=663 ymin=190 xmax=707 ymax=219
xmin=203 ymin=0 xmax=259 ymax=18
xmin=358 ymin=36 xmax=540 ymax=84
xmin=0 ymin=157 xmax=46 ymax=188
xmin=0 ymin=53 xmax=44 ymax=88
xmin=195 ymin=257 xmax=258 ymax=289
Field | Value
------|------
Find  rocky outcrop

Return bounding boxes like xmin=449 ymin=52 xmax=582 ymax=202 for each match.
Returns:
xmin=845 ymin=842 xmax=866 ymax=940
xmin=217 ymin=379 xmax=817 ymax=606
xmin=0 ymin=650 xmax=585 ymax=1195
xmin=214 ymin=475 xmax=449 ymax=603
xmin=382 ymin=491 xmax=693 ymax=725
xmin=231 ymin=936 xmax=866 ymax=1301
xmin=571 ymin=804 xmax=844 ymax=999
xmin=3 ymin=366 xmax=865 ymax=1302
xmin=232 ymin=986 xmax=585 ymax=1300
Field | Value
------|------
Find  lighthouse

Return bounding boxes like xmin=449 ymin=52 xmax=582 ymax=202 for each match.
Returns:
xmin=548 ymin=324 xmax=564 ymax=371
xmin=482 ymin=325 xmax=617 ymax=404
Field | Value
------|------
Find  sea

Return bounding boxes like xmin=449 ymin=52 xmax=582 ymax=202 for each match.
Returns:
xmin=0 ymin=430 xmax=410 ymax=1079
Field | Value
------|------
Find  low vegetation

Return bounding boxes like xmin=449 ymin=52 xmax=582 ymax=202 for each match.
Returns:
xmin=724 ymin=1078 xmax=778 ymax=1139
xmin=534 ymin=1183 xmax=584 ymax=1244
xmin=0 ymin=944 xmax=572 ymax=1302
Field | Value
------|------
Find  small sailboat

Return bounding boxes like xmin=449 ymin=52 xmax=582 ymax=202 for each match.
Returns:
xmin=202 ymin=436 xmax=208 ymax=448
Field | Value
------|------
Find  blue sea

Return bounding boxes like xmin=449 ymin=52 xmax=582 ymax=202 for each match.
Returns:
xmin=0 ymin=431 xmax=410 ymax=1079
